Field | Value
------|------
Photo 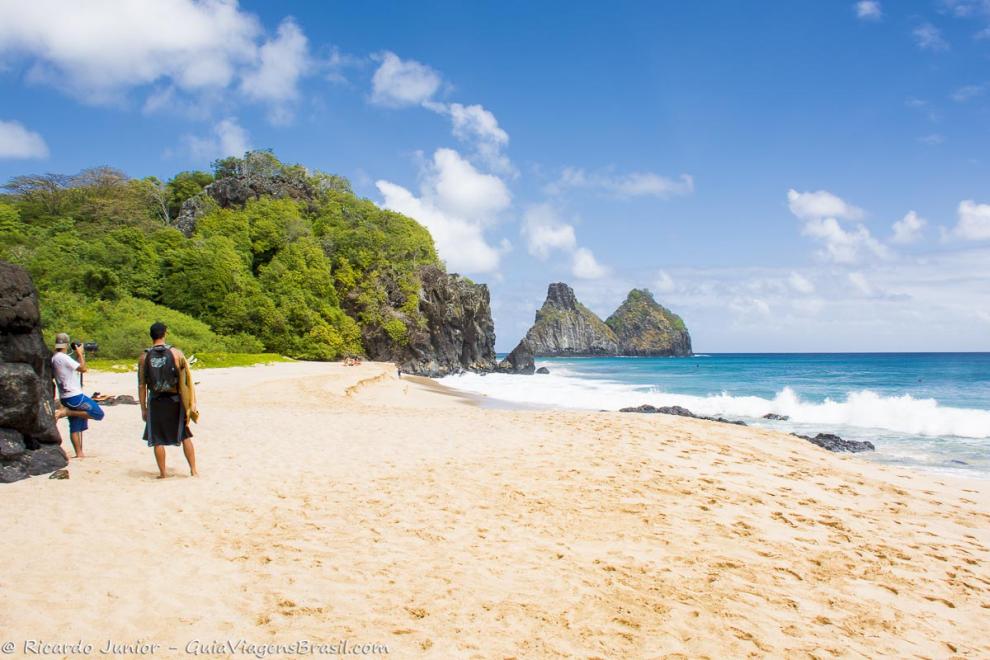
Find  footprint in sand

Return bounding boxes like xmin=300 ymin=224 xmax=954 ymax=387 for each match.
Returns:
xmin=924 ymin=595 xmax=956 ymax=608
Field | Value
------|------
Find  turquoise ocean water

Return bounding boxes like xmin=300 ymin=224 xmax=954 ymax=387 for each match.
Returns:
xmin=440 ymin=353 xmax=990 ymax=478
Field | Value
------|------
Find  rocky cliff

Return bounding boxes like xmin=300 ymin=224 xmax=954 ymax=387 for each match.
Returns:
xmin=362 ymin=265 xmax=497 ymax=377
xmin=606 ymin=289 xmax=692 ymax=356
xmin=0 ymin=261 xmax=67 ymax=483
xmin=520 ymin=283 xmax=620 ymax=357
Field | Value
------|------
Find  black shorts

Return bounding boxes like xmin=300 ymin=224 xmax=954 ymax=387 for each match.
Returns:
xmin=143 ymin=394 xmax=193 ymax=447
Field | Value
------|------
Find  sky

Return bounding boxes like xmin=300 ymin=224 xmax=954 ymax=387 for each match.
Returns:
xmin=1 ymin=0 xmax=989 ymax=352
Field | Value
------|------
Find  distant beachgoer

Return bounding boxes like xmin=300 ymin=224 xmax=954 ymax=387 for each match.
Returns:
xmin=138 ymin=322 xmax=199 ymax=478
xmin=52 ymin=332 xmax=104 ymax=458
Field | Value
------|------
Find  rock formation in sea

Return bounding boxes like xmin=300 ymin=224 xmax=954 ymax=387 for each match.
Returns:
xmin=502 ymin=283 xmax=693 ymax=368
xmin=362 ymin=265 xmax=497 ymax=377
xmin=0 ymin=261 xmax=67 ymax=483
xmin=496 ymin=340 xmax=535 ymax=375
xmin=605 ymin=289 xmax=692 ymax=356
xmin=519 ymin=283 xmax=620 ymax=356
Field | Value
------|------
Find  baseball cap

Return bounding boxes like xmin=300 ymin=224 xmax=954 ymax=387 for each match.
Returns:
xmin=54 ymin=332 xmax=70 ymax=349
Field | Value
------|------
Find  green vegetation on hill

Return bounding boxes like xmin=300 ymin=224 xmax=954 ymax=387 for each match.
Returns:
xmin=1 ymin=151 xmax=441 ymax=361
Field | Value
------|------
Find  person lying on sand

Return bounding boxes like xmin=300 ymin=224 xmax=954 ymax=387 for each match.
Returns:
xmin=137 ymin=322 xmax=199 ymax=479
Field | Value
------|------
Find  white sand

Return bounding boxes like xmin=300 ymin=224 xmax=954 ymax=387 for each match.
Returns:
xmin=2 ymin=361 xmax=988 ymax=657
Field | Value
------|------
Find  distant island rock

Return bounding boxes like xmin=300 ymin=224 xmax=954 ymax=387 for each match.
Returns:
xmin=498 ymin=282 xmax=692 ymax=372
xmin=606 ymin=289 xmax=692 ymax=356
xmin=524 ymin=283 xmax=620 ymax=356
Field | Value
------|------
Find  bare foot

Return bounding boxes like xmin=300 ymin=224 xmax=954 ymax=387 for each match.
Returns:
xmin=54 ymin=406 xmax=68 ymax=420
xmin=73 ymin=454 xmax=86 ymax=459
xmin=156 ymin=474 xmax=169 ymax=479
xmin=190 ymin=470 xmax=199 ymax=477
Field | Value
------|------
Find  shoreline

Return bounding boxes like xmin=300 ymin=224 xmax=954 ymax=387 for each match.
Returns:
xmin=439 ymin=361 xmax=990 ymax=479
xmin=3 ymin=361 xmax=988 ymax=656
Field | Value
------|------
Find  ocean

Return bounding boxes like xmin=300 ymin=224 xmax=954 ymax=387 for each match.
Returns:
xmin=439 ymin=353 xmax=990 ymax=478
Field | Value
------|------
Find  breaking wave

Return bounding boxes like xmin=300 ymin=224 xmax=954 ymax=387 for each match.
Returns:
xmin=438 ymin=371 xmax=990 ymax=439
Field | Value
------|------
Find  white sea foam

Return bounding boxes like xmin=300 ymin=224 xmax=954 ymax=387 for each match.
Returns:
xmin=439 ymin=372 xmax=990 ymax=439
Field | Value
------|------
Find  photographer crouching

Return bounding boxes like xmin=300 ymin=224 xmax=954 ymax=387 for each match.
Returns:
xmin=52 ymin=332 xmax=104 ymax=458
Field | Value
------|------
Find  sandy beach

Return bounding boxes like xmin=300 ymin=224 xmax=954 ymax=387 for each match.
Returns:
xmin=2 ymin=361 xmax=988 ymax=658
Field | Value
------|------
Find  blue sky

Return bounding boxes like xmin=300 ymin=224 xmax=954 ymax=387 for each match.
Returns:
xmin=1 ymin=0 xmax=989 ymax=351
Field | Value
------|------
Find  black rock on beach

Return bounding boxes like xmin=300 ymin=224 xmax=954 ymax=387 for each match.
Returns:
xmin=794 ymin=433 xmax=875 ymax=453
xmin=0 ymin=261 xmax=67 ymax=483
xmin=619 ymin=404 xmax=747 ymax=426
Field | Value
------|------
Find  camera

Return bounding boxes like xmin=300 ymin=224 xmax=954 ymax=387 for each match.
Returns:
xmin=70 ymin=341 xmax=99 ymax=353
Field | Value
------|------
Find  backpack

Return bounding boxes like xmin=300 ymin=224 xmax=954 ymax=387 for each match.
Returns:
xmin=144 ymin=345 xmax=179 ymax=394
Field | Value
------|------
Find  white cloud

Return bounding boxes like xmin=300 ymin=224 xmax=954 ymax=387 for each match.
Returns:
xmin=802 ymin=216 xmax=890 ymax=263
xmin=654 ymin=270 xmax=676 ymax=294
xmin=519 ymin=202 xmax=609 ymax=278
xmin=548 ymin=167 xmax=694 ymax=199
xmin=918 ymin=133 xmax=944 ymax=146
xmin=429 ymin=147 xmax=511 ymax=221
xmin=377 ymin=180 xmax=501 ymax=274
xmin=891 ymin=211 xmax=927 ymax=244
xmin=788 ymin=272 xmax=815 ymax=294
xmin=951 ymin=83 xmax=987 ymax=102
xmin=0 ymin=119 xmax=48 ymax=158
xmin=0 ymin=0 xmax=264 ymax=104
xmin=240 ymin=18 xmax=309 ymax=124
xmin=322 ymin=46 xmax=365 ymax=84
xmin=369 ymin=51 xmax=442 ymax=108
xmin=571 ymin=247 xmax=609 ymax=280
xmin=607 ymin=246 xmax=990 ymax=351
xmin=847 ymin=271 xmax=875 ymax=296
xmin=0 ymin=1 xmax=318 ymax=124
xmin=952 ymin=200 xmax=990 ymax=240
xmin=855 ymin=1 xmax=882 ymax=20
xmin=913 ymin=23 xmax=950 ymax=50
xmin=521 ymin=204 xmax=576 ymax=259
xmin=787 ymin=189 xmax=889 ymax=263
xmin=376 ymin=148 xmax=510 ymax=274
xmin=445 ymin=102 xmax=513 ymax=175
xmin=787 ymin=189 xmax=863 ymax=221
xmin=183 ymin=117 xmax=250 ymax=161
xmin=367 ymin=52 xmax=515 ymax=175
xmin=939 ymin=0 xmax=990 ymax=18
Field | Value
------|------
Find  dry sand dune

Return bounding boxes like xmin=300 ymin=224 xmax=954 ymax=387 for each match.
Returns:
xmin=2 ymin=361 xmax=988 ymax=658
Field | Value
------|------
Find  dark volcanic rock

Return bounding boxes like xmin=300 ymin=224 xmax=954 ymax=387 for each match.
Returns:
xmin=536 ymin=367 xmax=550 ymax=375
xmin=496 ymin=340 xmax=535 ymax=375
xmin=605 ymin=289 xmax=692 ymax=356
xmin=619 ymin=404 xmax=661 ymax=414
xmin=763 ymin=413 xmax=789 ymax=421
xmin=0 ymin=261 xmax=65 ymax=483
xmin=520 ymin=283 xmax=619 ymax=356
xmin=794 ymin=433 xmax=875 ymax=453
xmin=0 ymin=362 xmax=40 ymax=429
xmin=0 ymin=429 xmax=26 ymax=458
xmin=23 ymin=444 xmax=68 ymax=476
xmin=363 ymin=266 xmax=497 ymax=377
xmin=618 ymin=404 xmax=746 ymax=426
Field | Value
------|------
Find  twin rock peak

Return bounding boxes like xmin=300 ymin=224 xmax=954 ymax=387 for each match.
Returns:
xmin=497 ymin=282 xmax=692 ymax=374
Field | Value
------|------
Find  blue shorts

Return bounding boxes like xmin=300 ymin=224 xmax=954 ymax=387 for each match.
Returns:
xmin=61 ymin=394 xmax=105 ymax=434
